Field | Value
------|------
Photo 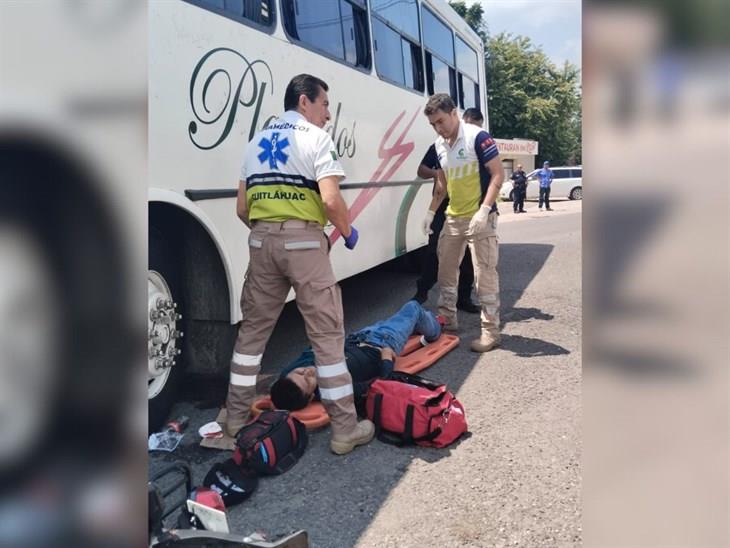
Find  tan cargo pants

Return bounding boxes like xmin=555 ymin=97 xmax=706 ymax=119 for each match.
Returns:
xmin=225 ymin=219 xmax=358 ymax=437
xmin=437 ymin=212 xmax=500 ymax=336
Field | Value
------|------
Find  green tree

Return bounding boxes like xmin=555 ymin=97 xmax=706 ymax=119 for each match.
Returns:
xmin=448 ymin=2 xmax=582 ymax=165
xmin=485 ymin=33 xmax=581 ymax=165
xmin=448 ymin=1 xmax=487 ymax=42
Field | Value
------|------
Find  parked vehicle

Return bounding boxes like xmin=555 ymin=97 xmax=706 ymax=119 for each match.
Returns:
xmin=525 ymin=166 xmax=582 ymax=201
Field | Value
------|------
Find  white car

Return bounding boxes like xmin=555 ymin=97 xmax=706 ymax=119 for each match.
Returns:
xmin=501 ymin=166 xmax=582 ymax=201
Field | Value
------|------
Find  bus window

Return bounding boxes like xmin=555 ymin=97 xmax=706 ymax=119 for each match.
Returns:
xmin=371 ymin=0 xmax=419 ymax=43
xmin=372 ymin=19 xmax=401 ymax=84
xmin=425 ymin=53 xmax=456 ymax=98
xmin=188 ymin=0 xmax=274 ymax=27
xmin=456 ymin=35 xmax=480 ymax=110
xmin=341 ymin=0 xmax=370 ymax=66
xmin=422 ymin=6 xmax=456 ymax=101
xmin=422 ymin=7 xmax=454 ymax=64
xmin=402 ymin=39 xmax=420 ymax=90
xmin=455 ymin=36 xmax=478 ymax=80
xmin=430 ymin=56 xmax=452 ymax=97
xmin=458 ymin=73 xmax=479 ymax=110
xmin=282 ymin=0 xmax=370 ymax=69
xmin=371 ymin=0 xmax=423 ymax=92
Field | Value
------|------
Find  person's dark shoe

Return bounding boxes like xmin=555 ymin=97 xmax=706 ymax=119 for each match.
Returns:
xmin=546 ymin=207 xmax=553 ymax=211
xmin=457 ymin=299 xmax=480 ymax=314
xmin=412 ymin=290 xmax=428 ymax=304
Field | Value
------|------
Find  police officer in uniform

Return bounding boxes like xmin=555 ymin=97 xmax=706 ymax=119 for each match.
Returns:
xmin=212 ymin=74 xmax=374 ymax=455
xmin=510 ymin=164 xmax=527 ymax=213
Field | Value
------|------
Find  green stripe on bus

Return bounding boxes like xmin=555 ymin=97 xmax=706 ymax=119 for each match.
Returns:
xmin=394 ymin=184 xmax=422 ymax=257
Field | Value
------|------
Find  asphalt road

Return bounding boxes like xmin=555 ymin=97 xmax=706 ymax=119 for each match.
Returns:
xmin=150 ymin=198 xmax=582 ymax=548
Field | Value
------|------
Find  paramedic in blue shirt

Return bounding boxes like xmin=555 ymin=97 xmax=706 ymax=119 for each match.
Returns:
xmin=537 ymin=161 xmax=554 ymax=211
xmin=420 ymin=94 xmax=504 ymax=353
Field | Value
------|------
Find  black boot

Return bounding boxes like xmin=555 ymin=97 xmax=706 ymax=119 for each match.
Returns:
xmin=456 ymin=299 xmax=480 ymax=313
xmin=412 ymin=289 xmax=428 ymax=304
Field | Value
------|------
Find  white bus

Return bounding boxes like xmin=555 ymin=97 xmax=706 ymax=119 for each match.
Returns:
xmin=148 ymin=0 xmax=488 ymax=427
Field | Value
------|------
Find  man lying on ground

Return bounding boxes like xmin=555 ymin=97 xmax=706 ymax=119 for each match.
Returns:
xmin=270 ymin=301 xmax=442 ymax=412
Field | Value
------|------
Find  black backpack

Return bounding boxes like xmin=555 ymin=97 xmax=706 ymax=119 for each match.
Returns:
xmin=232 ymin=410 xmax=308 ymax=475
xmin=202 ymin=458 xmax=258 ymax=507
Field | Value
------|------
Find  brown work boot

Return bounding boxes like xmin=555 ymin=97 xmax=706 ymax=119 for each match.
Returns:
xmin=224 ymin=384 xmax=255 ymax=437
xmin=199 ymin=407 xmax=238 ymax=450
xmin=199 ymin=433 xmax=236 ymax=451
xmin=330 ymin=419 xmax=375 ymax=455
xmin=470 ymin=332 xmax=501 ymax=353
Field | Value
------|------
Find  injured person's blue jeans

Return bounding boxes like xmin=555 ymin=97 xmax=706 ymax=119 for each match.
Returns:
xmin=347 ymin=300 xmax=441 ymax=355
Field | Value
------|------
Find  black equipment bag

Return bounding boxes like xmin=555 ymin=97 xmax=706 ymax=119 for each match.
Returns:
xmin=203 ymin=458 xmax=259 ymax=507
xmin=233 ymin=410 xmax=308 ymax=476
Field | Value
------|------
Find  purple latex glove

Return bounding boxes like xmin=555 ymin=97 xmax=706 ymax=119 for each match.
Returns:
xmin=344 ymin=226 xmax=359 ymax=250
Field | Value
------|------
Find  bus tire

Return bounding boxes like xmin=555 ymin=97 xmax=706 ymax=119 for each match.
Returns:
xmin=148 ymin=226 xmax=186 ymax=432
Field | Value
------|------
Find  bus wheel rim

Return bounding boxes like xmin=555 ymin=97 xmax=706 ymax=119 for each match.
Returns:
xmin=148 ymin=270 xmax=181 ymax=399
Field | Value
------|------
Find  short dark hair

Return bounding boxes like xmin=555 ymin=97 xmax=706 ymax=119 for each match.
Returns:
xmin=463 ymin=108 xmax=484 ymax=124
xmin=424 ymin=93 xmax=456 ymax=116
xmin=284 ymin=74 xmax=329 ymax=112
xmin=270 ymin=377 xmax=310 ymax=411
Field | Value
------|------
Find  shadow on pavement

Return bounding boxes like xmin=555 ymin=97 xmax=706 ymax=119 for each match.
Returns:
xmin=499 ymin=242 xmax=554 ymax=317
xmin=501 ymin=306 xmax=555 ymax=324
xmin=500 ymin=334 xmax=570 ymax=358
